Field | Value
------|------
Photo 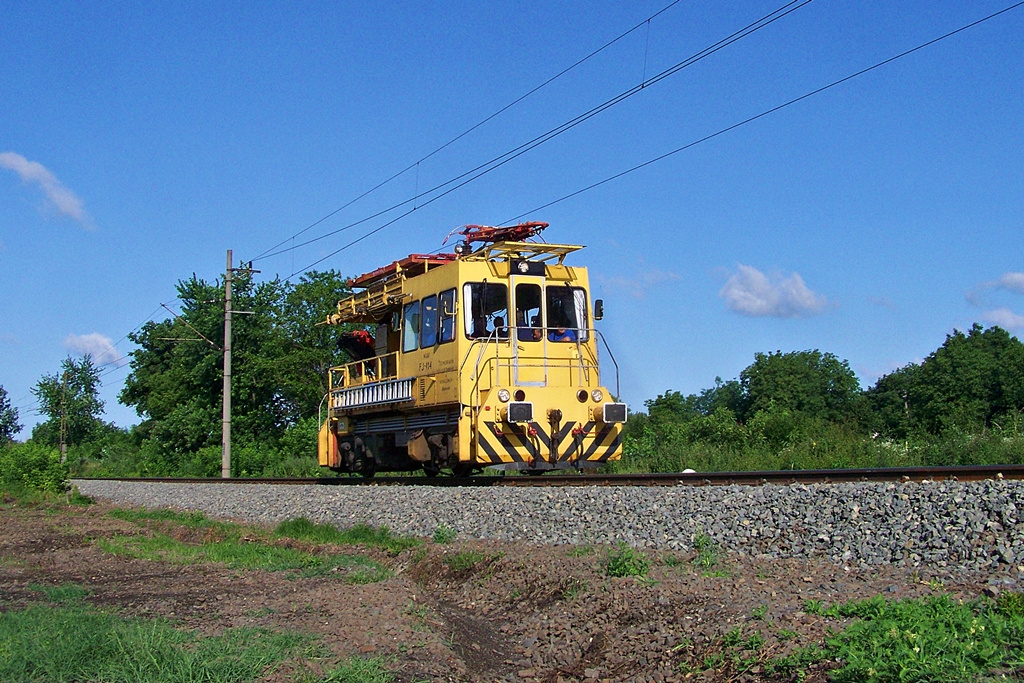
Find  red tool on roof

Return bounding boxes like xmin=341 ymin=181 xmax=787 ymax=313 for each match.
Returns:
xmin=452 ymin=221 xmax=549 ymax=245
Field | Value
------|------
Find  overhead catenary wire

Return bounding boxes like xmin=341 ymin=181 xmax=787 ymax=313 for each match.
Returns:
xmin=274 ymin=0 xmax=814 ymax=275
xmin=252 ymin=0 xmax=686 ymax=262
xmin=261 ymin=0 xmax=809 ymax=264
xmin=501 ymin=1 xmax=1024 ymax=224
xmin=292 ymin=0 xmax=1023 ymax=276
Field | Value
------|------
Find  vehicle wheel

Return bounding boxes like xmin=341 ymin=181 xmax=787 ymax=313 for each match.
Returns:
xmin=424 ymin=464 xmax=440 ymax=478
xmin=361 ymin=451 xmax=376 ymax=478
xmin=451 ymin=463 xmax=473 ymax=478
xmin=526 ymin=469 xmax=545 ymax=476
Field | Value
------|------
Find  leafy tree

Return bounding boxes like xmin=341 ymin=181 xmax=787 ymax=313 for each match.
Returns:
xmin=871 ymin=324 xmax=1024 ymax=436
xmin=31 ymin=356 xmax=105 ymax=448
xmin=865 ymin=363 xmax=918 ymax=438
xmin=250 ymin=271 xmax=356 ymax=420
xmin=641 ymin=378 xmax=744 ymax=426
xmin=0 ymin=385 xmax=21 ymax=444
xmin=696 ymin=377 xmax=744 ymax=417
xmin=120 ymin=270 xmax=353 ymax=460
xmin=120 ymin=275 xmax=224 ymax=453
xmin=738 ymin=350 xmax=862 ymax=423
xmin=644 ymin=390 xmax=701 ymax=424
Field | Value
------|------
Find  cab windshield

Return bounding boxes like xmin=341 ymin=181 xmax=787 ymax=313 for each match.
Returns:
xmin=546 ymin=286 xmax=588 ymax=342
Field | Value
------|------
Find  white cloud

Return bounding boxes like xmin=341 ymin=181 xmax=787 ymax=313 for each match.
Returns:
xmin=719 ymin=264 xmax=829 ymax=318
xmin=981 ymin=307 xmax=1024 ymax=331
xmin=994 ymin=272 xmax=1024 ymax=294
xmin=0 ymin=151 xmax=89 ymax=225
xmin=63 ymin=333 xmax=126 ymax=367
xmin=967 ymin=271 xmax=1024 ymax=305
xmin=598 ymin=269 xmax=681 ymax=299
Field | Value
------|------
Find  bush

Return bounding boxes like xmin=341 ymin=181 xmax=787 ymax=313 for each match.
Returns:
xmin=0 ymin=442 xmax=69 ymax=493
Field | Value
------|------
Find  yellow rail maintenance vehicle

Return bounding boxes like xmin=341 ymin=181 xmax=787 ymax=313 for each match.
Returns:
xmin=318 ymin=221 xmax=626 ymax=476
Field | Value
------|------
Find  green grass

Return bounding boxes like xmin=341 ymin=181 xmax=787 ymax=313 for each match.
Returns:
xmin=29 ymin=583 xmax=91 ymax=604
xmin=826 ymin=594 xmax=1024 ymax=682
xmin=443 ymin=550 xmax=487 ymax=572
xmin=99 ymin=532 xmax=390 ymax=583
xmin=274 ymin=518 xmax=422 ymax=555
xmin=0 ymin=599 xmax=314 ymax=683
xmin=767 ymin=593 xmax=1024 ymax=682
xmin=605 ymin=543 xmax=649 ymax=578
xmin=0 ymin=482 xmax=92 ymax=510
xmin=322 ymin=656 xmax=396 ymax=682
xmin=108 ymin=506 xmax=224 ymax=529
xmin=101 ymin=508 xmax=392 ymax=583
xmin=432 ymin=524 xmax=456 ymax=544
xmin=684 ymin=592 xmax=1024 ymax=682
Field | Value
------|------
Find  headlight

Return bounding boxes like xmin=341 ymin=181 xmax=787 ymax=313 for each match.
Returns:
xmin=497 ymin=388 xmax=511 ymax=403
xmin=591 ymin=389 xmax=604 ymax=403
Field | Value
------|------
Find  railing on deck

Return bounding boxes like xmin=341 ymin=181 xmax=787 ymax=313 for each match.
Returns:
xmin=326 ymin=325 xmax=622 ymax=413
xmin=328 ymin=352 xmax=413 ymax=410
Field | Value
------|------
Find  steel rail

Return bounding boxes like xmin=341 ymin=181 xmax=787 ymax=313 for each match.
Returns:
xmin=72 ymin=463 xmax=1024 ymax=488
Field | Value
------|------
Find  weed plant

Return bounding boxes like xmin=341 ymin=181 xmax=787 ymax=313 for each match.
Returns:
xmin=444 ymin=550 xmax=487 ymax=572
xmin=605 ymin=543 xmax=649 ymax=578
xmin=561 ymin=577 xmax=587 ymax=601
xmin=433 ymin=524 xmax=456 ymax=544
xmin=691 ymin=532 xmax=727 ymax=576
xmin=770 ymin=593 xmax=1024 ymax=682
xmin=567 ymin=544 xmax=595 ymax=557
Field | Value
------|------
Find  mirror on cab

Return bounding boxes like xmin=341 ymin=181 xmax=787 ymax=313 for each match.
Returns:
xmin=594 ymin=299 xmax=604 ymax=321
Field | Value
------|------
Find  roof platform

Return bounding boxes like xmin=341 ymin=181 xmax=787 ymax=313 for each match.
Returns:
xmin=350 ymin=253 xmax=457 ymax=289
xmin=465 ymin=241 xmax=583 ymax=265
xmin=323 ymin=253 xmax=457 ymax=325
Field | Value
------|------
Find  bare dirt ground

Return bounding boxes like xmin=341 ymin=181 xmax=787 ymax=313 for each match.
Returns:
xmin=1 ymin=496 xmax=1018 ymax=682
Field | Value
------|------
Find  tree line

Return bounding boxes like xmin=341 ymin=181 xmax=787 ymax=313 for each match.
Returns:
xmin=618 ymin=324 xmax=1024 ymax=473
xmin=2 ymin=269 xmax=357 ymax=486
xmin=2 ymin=262 xmax=1023 ymax=488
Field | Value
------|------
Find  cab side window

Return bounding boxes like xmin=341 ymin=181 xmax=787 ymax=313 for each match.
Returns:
xmin=402 ymin=300 xmax=421 ymax=353
xmin=438 ymin=289 xmax=456 ymax=344
xmin=420 ymin=295 xmax=438 ymax=347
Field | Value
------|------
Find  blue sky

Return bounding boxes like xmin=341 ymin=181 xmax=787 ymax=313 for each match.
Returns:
xmin=2 ymin=1 xmax=1022 ymax=437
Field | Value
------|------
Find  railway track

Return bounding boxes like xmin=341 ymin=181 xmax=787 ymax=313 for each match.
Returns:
xmin=74 ymin=463 xmax=1024 ymax=488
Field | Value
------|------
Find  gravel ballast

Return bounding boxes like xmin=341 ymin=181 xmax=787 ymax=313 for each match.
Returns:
xmin=73 ymin=478 xmax=1024 ymax=571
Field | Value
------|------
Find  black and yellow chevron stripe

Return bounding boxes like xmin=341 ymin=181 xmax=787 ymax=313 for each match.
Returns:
xmin=476 ymin=420 xmax=621 ymax=466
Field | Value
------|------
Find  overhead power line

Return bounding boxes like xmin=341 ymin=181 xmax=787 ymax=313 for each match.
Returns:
xmin=269 ymin=0 xmax=813 ymax=274
xmin=253 ymin=0 xmax=686 ymax=262
xmin=290 ymin=0 xmax=1022 ymax=278
xmin=501 ymin=0 xmax=1024 ymax=224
